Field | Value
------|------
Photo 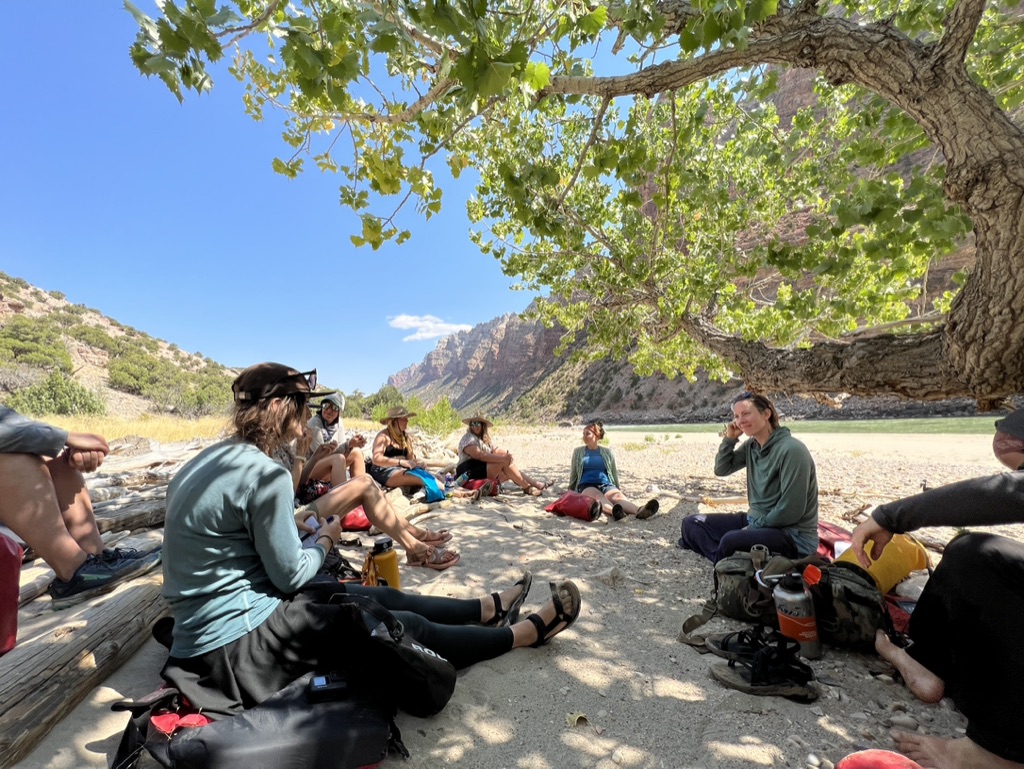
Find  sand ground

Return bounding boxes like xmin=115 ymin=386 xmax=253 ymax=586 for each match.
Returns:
xmin=16 ymin=428 xmax=1012 ymax=769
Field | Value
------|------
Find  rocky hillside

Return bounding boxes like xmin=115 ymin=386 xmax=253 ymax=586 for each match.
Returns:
xmin=0 ymin=273 xmax=234 ymax=417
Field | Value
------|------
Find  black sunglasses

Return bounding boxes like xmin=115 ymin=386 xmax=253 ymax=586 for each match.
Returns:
xmin=300 ymin=369 xmax=317 ymax=391
xmin=470 ymin=421 xmax=484 ymax=427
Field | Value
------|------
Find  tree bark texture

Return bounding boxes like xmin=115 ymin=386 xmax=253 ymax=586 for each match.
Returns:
xmin=550 ymin=0 xmax=1024 ymax=401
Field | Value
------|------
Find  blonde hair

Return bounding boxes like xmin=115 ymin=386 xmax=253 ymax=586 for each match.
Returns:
xmin=233 ymin=394 xmax=308 ymax=456
xmin=385 ymin=419 xmax=411 ymax=451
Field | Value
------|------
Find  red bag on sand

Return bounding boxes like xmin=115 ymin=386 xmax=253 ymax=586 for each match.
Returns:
xmin=837 ymin=749 xmax=923 ymax=769
xmin=817 ymin=520 xmax=854 ymax=561
xmin=341 ymin=506 xmax=371 ymax=531
xmin=462 ymin=478 xmax=499 ymax=497
xmin=545 ymin=492 xmax=601 ymax=522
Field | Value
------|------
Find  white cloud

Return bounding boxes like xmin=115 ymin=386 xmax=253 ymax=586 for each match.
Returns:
xmin=388 ymin=314 xmax=472 ymax=342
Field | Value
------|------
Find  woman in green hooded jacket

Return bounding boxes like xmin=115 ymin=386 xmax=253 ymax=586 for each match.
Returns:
xmin=679 ymin=393 xmax=818 ymax=561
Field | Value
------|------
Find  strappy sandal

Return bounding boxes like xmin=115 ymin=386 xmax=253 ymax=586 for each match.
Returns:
xmin=636 ymin=499 xmax=659 ymax=520
xmin=710 ymin=640 xmax=818 ymax=701
xmin=406 ymin=546 xmax=461 ymax=571
xmin=705 ymin=625 xmax=798 ymax=662
xmin=485 ymin=571 xmax=533 ymax=627
xmin=418 ymin=528 xmax=452 ymax=545
xmin=524 ymin=485 xmax=543 ymax=497
xmin=525 ymin=580 xmax=582 ymax=647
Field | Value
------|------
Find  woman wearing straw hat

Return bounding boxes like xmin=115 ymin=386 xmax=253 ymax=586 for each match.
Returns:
xmin=370 ymin=407 xmax=477 ymax=500
xmin=457 ymin=415 xmax=547 ymax=496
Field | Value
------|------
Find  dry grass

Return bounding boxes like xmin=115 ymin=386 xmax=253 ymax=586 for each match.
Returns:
xmin=44 ymin=414 xmax=230 ymax=443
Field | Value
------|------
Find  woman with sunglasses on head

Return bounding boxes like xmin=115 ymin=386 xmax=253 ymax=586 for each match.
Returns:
xmin=456 ymin=415 xmax=547 ymax=496
xmin=679 ymin=392 xmax=818 ymax=562
xmin=160 ymin=362 xmax=583 ymax=717
xmin=569 ymin=420 xmax=659 ymax=520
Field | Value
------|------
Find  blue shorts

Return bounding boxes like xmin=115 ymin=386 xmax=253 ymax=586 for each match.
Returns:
xmin=577 ymin=482 xmax=617 ymax=494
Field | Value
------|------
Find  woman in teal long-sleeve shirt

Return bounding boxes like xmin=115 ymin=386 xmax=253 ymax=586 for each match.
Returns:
xmin=679 ymin=393 xmax=818 ymax=562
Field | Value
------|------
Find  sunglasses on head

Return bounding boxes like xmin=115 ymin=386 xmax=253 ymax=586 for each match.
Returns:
xmin=300 ymin=369 xmax=317 ymax=391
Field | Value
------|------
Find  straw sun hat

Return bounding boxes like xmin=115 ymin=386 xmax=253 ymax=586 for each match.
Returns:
xmin=462 ymin=414 xmax=493 ymax=428
xmin=381 ymin=406 xmax=417 ymax=424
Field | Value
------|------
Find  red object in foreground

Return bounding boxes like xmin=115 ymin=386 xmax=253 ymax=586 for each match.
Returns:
xmin=837 ymin=749 xmax=925 ymax=769
xmin=0 ymin=533 xmax=22 ymax=655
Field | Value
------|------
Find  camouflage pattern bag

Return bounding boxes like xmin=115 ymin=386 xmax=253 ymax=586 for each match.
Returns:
xmin=808 ymin=561 xmax=887 ymax=650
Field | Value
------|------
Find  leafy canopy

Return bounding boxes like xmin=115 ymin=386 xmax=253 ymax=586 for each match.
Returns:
xmin=127 ymin=0 xmax=1024 ymax=388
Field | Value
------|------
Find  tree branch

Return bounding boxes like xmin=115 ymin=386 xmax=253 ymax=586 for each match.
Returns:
xmin=556 ymin=97 xmax=611 ymax=208
xmin=933 ymin=0 xmax=986 ymax=67
xmin=219 ymin=0 xmax=287 ymax=46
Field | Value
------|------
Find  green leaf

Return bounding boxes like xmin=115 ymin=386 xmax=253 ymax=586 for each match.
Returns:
xmin=525 ymin=61 xmax=551 ymax=91
xmin=579 ymin=6 xmax=608 ymax=35
xmin=478 ymin=60 xmax=516 ymax=98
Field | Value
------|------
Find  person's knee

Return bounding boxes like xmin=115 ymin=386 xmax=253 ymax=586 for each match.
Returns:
xmin=347 ymin=448 xmax=364 ymax=465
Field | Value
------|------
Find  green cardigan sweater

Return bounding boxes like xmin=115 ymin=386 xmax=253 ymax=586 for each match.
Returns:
xmin=569 ymin=445 xmax=620 ymax=491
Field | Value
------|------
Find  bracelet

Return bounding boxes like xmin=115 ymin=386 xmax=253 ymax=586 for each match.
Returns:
xmin=315 ymin=534 xmax=334 ymax=550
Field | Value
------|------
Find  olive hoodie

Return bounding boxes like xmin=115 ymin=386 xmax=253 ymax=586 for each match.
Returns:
xmin=714 ymin=426 xmax=819 ymax=556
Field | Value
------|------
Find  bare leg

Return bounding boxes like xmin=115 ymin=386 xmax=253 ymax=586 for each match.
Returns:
xmin=491 ymin=461 xmax=540 ymax=493
xmin=876 ymin=630 xmax=945 ymax=703
xmin=345 ymin=448 xmax=365 ymax=478
xmin=313 ymin=476 xmax=426 ymax=554
xmin=0 ymin=455 xmax=94 ymax=581
xmin=892 ymin=731 xmax=1024 ymax=769
xmin=385 ymin=471 xmax=426 ymax=490
xmin=603 ymin=488 xmax=639 ymax=516
xmin=309 ymin=454 xmax=348 ymax=486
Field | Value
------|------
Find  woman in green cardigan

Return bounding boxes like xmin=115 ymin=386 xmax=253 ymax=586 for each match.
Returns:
xmin=568 ymin=420 xmax=659 ymax=520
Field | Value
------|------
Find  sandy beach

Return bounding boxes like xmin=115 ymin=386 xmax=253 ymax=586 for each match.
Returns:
xmin=16 ymin=427 xmax=1017 ymax=769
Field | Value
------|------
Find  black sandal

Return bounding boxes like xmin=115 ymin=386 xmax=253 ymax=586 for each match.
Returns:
xmin=526 ymin=580 xmax=582 ymax=647
xmin=485 ymin=571 xmax=532 ymax=627
xmin=710 ymin=640 xmax=818 ymax=701
xmin=705 ymin=625 xmax=799 ymax=662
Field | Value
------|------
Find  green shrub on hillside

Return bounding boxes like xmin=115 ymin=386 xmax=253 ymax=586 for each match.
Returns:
xmin=0 ymin=316 xmax=72 ymax=372
xmin=6 ymin=371 xmax=105 ymax=416
xmin=68 ymin=324 xmax=117 ymax=352
xmin=108 ymin=347 xmax=232 ymax=417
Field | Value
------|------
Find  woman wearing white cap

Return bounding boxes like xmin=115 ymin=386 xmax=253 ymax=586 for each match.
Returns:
xmin=302 ymin=392 xmax=367 ymax=491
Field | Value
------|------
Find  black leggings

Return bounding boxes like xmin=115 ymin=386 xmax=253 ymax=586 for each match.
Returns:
xmin=163 ymin=582 xmax=514 ymax=716
xmin=344 ymin=583 xmax=514 ymax=668
xmin=908 ymin=532 xmax=1024 ymax=762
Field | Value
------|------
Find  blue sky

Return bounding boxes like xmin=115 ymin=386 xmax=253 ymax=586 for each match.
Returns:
xmin=0 ymin=4 xmax=533 ymax=396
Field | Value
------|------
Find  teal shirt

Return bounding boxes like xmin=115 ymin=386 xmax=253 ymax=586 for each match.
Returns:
xmin=714 ymin=427 xmax=819 ymax=556
xmin=162 ymin=439 xmax=327 ymax=658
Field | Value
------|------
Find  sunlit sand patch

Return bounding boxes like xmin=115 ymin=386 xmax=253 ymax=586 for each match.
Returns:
xmin=651 ymin=674 xmax=705 ymax=702
xmin=707 ymin=736 xmax=784 ymax=764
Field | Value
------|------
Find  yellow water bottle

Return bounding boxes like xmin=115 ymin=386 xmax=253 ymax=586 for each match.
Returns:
xmin=371 ymin=537 xmax=401 ymax=590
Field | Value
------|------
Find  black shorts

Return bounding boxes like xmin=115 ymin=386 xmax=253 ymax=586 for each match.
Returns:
xmin=455 ymin=458 xmax=488 ymax=480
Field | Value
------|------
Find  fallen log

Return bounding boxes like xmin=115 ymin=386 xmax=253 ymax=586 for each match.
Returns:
xmin=0 ymin=572 xmax=166 ymax=766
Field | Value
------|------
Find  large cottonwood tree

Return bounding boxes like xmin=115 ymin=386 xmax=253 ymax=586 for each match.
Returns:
xmin=129 ymin=0 xmax=1024 ymax=403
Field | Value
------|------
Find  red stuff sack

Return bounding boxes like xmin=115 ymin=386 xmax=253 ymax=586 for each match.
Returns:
xmin=341 ymin=506 xmax=372 ymax=531
xmin=0 ymin=533 xmax=22 ymax=655
xmin=817 ymin=521 xmax=854 ymax=561
xmin=462 ymin=478 xmax=499 ymax=497
xmin=545 ymin=492 xmax=601 ymax=522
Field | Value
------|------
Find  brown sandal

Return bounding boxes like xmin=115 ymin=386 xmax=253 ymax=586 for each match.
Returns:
xmin=407 ymin=546 xmax=461 ymax=571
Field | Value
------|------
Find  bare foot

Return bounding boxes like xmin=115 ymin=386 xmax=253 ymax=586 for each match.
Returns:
xmin=892 ymin=731 xmax=1024 ymax=769
xmin=876 ymin=630 xmax=945 ymax=703
xmin=480 ymin=576 xmax=530 ymax=625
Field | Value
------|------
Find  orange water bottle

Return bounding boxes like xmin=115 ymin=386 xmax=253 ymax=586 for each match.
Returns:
xmin=372 ymin=537 xmax=401 ymax=590
xmin=773 ymin=571 xmax=822 ymax=659
xmin=0 ymin=533 xmax=22 ymax=655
